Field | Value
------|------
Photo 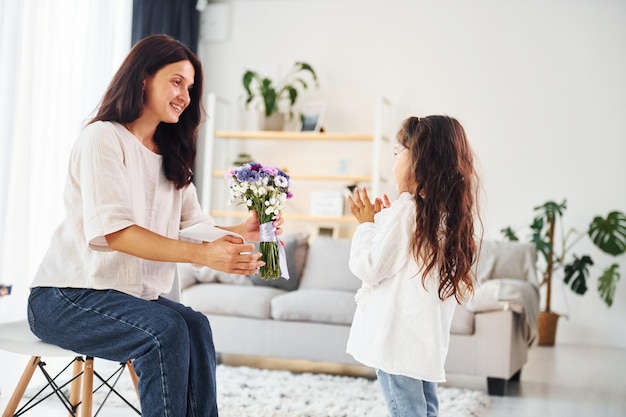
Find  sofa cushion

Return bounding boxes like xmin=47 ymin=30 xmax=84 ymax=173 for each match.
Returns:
xmin=298 ymin=237 xmax=360 ymax=292
xmin=177 ymin=262 xmax=229 ymax=288
xmin=182 ymin=283 xmax=285 ymax=319
xmin=249 ymin=232 xmax=310 ymax=291
xmin=216 ymin=272 xmax=254 ymax=285
xmin=474 ymin=240 xmax=539 ymax=285
xmin=271 ymin=289 xmax=356 ymax=325
xmin=178 ymin=264 xmax=252 ymax=286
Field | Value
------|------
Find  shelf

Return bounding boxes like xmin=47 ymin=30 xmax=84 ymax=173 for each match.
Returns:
xmin=201 ymin=93 xmax=395 ymax=236
xmin=213 ymin=170 xmax=375 ymax=183
xmin=214 ymin=130 xmax=382 ymax=142
xmin=210 ymin=210 xmax=357 ymax=223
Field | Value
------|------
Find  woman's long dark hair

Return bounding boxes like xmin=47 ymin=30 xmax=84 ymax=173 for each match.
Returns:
xmin=398 ymin=116 xmax=480 ymax=302
xmin=89 ymin=34 xmax=204 ymax=189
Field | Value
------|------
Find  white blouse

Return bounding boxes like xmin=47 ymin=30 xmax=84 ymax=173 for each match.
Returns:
xmin=31 ymin=121 xmax=213 ymax=300
xmin=346 ymin=192 xmax=457 ymax=382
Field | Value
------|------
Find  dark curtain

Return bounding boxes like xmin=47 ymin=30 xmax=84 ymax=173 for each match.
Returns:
xmin=132 ymin=0 xmax=200 ymax=53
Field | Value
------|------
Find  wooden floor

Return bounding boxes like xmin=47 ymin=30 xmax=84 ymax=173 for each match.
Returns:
xmin=0 ymin=344 xmax=625 ymax=416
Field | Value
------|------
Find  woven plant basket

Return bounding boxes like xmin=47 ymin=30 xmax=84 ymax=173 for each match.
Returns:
xmin=537 ymin=311 xmax=560 ymax=346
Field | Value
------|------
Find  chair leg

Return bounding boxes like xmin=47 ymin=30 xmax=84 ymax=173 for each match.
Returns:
xmin=2 ymin=356 xmax=40 ymax=417
xmin=2 ymin=355 xmax=140 ymax=417
xmin=126 ymin=360 xmax=140 ymax=399
xmin=68 ymin=357 xmax=84 ymax=417
xmin=80 ymin=357 xmax=94 ymax=417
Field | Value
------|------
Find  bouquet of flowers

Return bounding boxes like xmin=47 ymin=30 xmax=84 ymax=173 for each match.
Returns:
xmin=226 ymin=162 xmax=293 ymax=279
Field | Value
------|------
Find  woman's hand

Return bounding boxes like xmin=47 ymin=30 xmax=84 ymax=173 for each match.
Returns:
xmin=347 ymin=187 xmax=390 ymax=224
xmin=225 ymin=211 xmax=285 ymax=244
xmin=105 ymin=224 xmax=264 ymax=274
xmin=200 ymin=235 xmax=265 ymax=275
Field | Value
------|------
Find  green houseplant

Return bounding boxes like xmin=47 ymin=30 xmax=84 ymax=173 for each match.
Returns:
xmin=242 ymin=61 xmax=319 ymax=130
xmin=501 ymin=200 xmax=626 ymax=346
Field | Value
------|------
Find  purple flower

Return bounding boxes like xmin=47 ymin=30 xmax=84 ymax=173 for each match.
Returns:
xmin=249 ymin=162 xmax=262 ymax=171
xmin=257 ymin=170 xmax=270 ymax=180
xmin=236 ymin=167 xmax=258 ymax=183
xmin=262 ymin=166 xmax=279 ymax=176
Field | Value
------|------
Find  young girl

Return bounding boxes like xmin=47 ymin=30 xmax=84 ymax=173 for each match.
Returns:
xmin=346 ymin=115 xmax=479 ymax=417
xmin=27 ymin=35 xmax=281 ymax=417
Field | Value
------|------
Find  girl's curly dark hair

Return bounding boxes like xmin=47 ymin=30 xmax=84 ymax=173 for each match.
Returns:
xmin=397 ymin=115 xmax=481 ymax=302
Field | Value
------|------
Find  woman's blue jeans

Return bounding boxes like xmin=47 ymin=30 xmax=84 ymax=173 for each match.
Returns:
xmin=27 ymin=286 xmax=218 ymax=417
xmin=377 ymin=369 xmax=439 ymax=417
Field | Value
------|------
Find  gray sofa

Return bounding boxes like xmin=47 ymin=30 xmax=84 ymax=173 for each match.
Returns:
xmin=178 ymin=235 xmax=540 ymax=396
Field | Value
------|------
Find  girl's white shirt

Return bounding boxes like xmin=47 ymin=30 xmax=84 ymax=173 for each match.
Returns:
xmin=31 ymin=121 xmax=213 ymax=300
xmin=346 ymin=192 xmax=457 ymax=382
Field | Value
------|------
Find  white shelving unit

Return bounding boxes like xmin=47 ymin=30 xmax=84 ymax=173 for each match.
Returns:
xmin=200 ymin=93 xmax=394 ymax=234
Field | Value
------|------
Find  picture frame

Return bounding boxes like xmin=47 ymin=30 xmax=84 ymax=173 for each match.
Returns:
xmin=310 ymin=191 xmax=344 ymax=217
xmin=297 ymin=101 xmax=326 ymax=132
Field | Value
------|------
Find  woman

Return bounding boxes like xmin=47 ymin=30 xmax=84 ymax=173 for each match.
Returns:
xmin=27 ymin=34 xmax=278 ymax=417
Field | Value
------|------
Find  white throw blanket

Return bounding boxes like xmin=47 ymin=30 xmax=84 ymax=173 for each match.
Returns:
xmin=465 ymin=240 xmax=541 ymax=344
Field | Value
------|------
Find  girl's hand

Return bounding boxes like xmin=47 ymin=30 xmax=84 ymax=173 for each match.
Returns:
xmin=374 ymin=194 xmax=391 ymax=213
xmin=348 ymin=187 xmax=379 ymax=224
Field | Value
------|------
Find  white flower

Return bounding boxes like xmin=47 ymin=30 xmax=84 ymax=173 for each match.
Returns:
xmin=274 ymin=176 xmax=289 ymax=187
xmin=247 ymin=199 xmax=253 ymax=207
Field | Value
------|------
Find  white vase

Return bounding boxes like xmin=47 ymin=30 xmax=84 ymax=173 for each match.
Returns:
xmin=262 ymin=112 xmax=285 ymax=131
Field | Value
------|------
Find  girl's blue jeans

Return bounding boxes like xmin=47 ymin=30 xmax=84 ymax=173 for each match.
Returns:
xmin=377 ymin=369 xmax=439 ymax=417
xmin=27 ymin=286 xmax=218 ymax=417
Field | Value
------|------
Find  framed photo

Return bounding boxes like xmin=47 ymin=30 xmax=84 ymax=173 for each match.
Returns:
xmin=310 ymin=191 xmax=344 ymax=217
xmin=297 ymin=101 xmax=326 ymax=132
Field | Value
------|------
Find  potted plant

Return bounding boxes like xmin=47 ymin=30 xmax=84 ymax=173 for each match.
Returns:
xmin=501 ymin=200 xmax=626 ymax=346
xmin=242 ymin=61 xmax=319 ymax=131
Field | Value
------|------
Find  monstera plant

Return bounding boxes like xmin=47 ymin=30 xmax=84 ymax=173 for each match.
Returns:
xmin=501 ymin=200 xmax=626 ymax=345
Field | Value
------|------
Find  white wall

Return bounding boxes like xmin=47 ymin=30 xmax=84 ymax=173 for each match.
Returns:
xmin=198 ymin=0 xmax=626 ymax=348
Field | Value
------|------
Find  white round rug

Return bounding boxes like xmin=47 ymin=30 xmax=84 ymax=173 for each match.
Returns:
xmin=217 ymin=365 xmax=489 ymax=417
